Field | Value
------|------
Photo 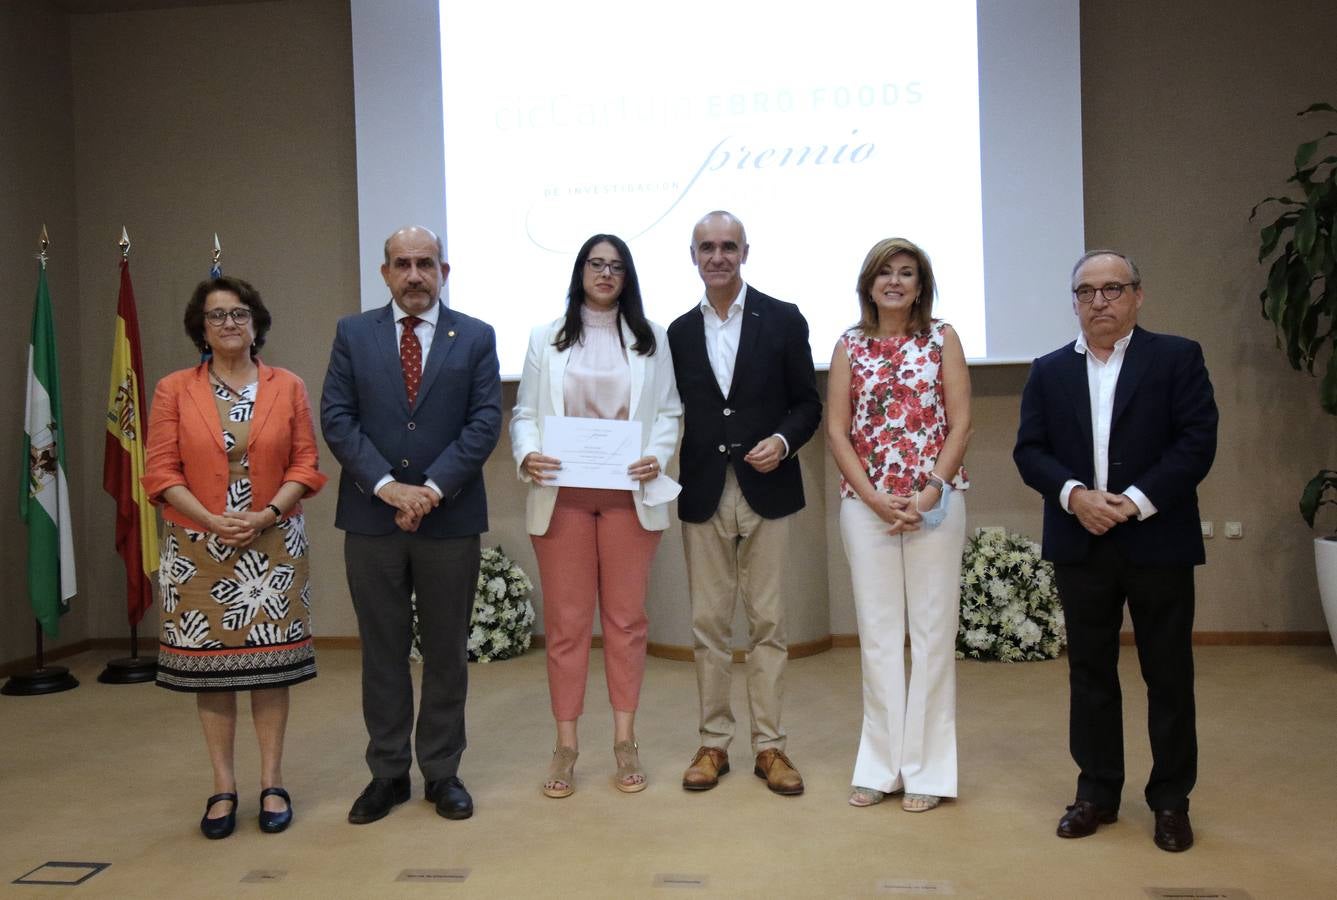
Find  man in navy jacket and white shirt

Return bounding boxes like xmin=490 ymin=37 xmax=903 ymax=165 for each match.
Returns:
xmin=1014 ymin=249 xmax=1217 ymax=852
xmin=321 ymin=225 xmax=501 ymax=825
xmin=668 ymin=211 xmax=822 ymax=796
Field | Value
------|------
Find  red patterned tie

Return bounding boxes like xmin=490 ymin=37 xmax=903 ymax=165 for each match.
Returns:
xmin=400 ymin=315 xmax=423 ymax=406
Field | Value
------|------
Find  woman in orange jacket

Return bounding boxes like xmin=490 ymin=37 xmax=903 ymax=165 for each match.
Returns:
xmin=142 ymin=275 xmax=326 ymax=839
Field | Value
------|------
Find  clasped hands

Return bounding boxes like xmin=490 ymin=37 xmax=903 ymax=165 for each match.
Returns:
xmin=1069 ymin=487 xmax=1139 ymax=535
xmin=867 ymin=484 xmax=943 ymax=535
xmin=521 ymin=452 xmax=661 ymax=484
xmin=208 ymin=508 xmax=277 ymax=548
xmin=378 ymin=481 xmax=441 ymax=533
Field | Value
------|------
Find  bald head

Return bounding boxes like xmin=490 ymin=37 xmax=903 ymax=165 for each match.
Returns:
xmin=691 ymin=210 xmax=750 ymax=303
xmin=381 ymin=225 xmax=450 ymax=315
xmin=383 ymin=225 xmax=444 ymax=265
xmin=692 ymin=210 xmax=748 ymax=247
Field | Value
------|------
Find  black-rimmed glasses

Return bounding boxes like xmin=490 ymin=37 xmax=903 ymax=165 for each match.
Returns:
xmin=204 ymin=308 xmax=253 ymax=326
xmin=1073 ymin=282 xmax=1138 ymax=304
xmin=587 ymin=258 xmax=627 ymax=276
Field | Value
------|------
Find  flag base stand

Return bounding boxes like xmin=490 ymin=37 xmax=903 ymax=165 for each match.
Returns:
xmin=98 ymin=655 xmax=156 ymax=684
xmin=98 ymin=624 xmax=156 ymax=683
xmin=2 ymin=666 xmax=79 ymax=696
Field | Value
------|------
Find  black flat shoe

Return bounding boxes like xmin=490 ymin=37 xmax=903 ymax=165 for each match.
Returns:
xmin=200 ymin=792 xmax=237 ymax=839
xmin=258 ymin=787 xmax=293 ymax=834
xmin=425 ymin=776 xmax=473 ymax=820
xmin=348 ymin=775 xmax=411 ymax=825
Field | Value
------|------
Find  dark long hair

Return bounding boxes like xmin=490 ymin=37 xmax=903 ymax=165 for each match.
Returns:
xmin=554 ymin=233 xmax=656 ymax=355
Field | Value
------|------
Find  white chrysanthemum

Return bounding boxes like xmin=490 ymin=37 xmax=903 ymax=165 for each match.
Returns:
xmin=1017 ymin=618 xmax=1043 ymax=647
xmin=964 ymin=628 xmax=993 ymax=650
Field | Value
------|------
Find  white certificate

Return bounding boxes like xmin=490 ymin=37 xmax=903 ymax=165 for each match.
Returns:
xmin=543 ymin=416 xmax=640 ymax=490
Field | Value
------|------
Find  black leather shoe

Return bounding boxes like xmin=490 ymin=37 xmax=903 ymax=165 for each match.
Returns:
xmin=258 ymin=787 xmax=293 ymax=834
xmin=1056 ymin=799 xmax=1118 ymax=838
xmin=347 ymin=776 xmax=410 ymax=825
xmin=1153 ymin=809 xmax=1194 ymax=852
xmin=425 ymin=776 xmax=474 ymax=820
xmin=200 ymin=792 xmax=237 ymax=839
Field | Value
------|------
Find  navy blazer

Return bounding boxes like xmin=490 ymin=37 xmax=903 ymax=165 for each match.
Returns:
xmin=668 ymin=286 xmax=822 ymax=523
xmin=1013 ymin=326 xmax=1218 ymax=567
xmin=320 ymin=301 xmax=502 ymax=538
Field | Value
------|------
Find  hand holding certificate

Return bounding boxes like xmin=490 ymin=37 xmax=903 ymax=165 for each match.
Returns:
xmin=541 ymin=416 xmax=642 ymax=490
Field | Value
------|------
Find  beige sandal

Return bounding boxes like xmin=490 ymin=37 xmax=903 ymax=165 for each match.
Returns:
xmin=902 ymin=792 xmax=941 ymax=812
xmin=542 ymin=746 xmax=578 ymax=798
xmin=848 ymin=786 xmax=887 ymax=807
xmin=613 ymin=740 xmax=647 ymax=793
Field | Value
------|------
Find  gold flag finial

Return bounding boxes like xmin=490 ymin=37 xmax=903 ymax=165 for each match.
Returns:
xmin=212 ymin=232 xmax=221 ymax=268
xmin=119 ymin=226 xmax=131 ymax=259
xmin=38 ymin=225 xmax=50 ymax=269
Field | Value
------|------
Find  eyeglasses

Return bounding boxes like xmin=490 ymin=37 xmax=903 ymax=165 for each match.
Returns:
xmin=204 ymin=308 xmax=253 ymax=326
xmin=1073 ymin=282 xmax=1138 ymax=304
xmin=587 ymin=258 xmax=627 ymax=276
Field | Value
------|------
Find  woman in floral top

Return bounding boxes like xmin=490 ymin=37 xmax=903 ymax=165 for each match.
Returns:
xmin=826 ymin=238 xmax=972 ymax=812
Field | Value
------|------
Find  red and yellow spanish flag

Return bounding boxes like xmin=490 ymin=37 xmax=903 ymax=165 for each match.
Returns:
xmin=103 ymin=258 xmax=158 ymax=626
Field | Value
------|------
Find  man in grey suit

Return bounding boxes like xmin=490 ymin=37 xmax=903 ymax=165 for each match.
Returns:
xmin=321 ymin=225 xmax=501 ymax=823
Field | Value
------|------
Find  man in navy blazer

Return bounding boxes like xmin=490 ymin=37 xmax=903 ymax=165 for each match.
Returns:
xmin=321 ymin=226 xmax=501 ymax=824
xmin=668 ymin=211 xmax=821 ymax=796
xmin=1014 ymin=250 xmax=1217 ymax=853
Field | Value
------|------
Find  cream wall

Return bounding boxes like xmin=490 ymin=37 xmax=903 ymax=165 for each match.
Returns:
xmin=2 ymin=0 xmax=1334 ymax=669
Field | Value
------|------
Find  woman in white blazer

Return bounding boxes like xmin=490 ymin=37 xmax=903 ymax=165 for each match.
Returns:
xmin=511 ymin=233 xmax=681 ymax=799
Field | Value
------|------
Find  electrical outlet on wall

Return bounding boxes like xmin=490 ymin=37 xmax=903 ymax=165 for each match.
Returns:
xmin=1224 ymin=521 xmax=1243 ymax=539
xmin=1201 ymin=521 xmax=1213 ymax=538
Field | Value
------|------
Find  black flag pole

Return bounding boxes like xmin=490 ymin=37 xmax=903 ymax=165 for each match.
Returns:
xmin=2 ymin=621 xmax=79 ymax=696
xmin=7 ymin=228 xmax=78 ymax=697
xmin=99 ymin=227 xmax=156 ymax=685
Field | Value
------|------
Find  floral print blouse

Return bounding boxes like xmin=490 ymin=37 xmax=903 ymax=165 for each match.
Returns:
xmin=840 ymin=319 xmax=969 ymax=499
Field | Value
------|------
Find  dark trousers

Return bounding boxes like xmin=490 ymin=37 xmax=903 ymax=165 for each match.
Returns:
xmin=1054 ymin=538 xmax=1197 ymax=812
xmin=345 ymin=530 xmax=480 ymax=783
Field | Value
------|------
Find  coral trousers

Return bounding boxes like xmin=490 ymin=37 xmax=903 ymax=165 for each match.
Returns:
xmin=531 ymin=487 xmax=662 ymax=720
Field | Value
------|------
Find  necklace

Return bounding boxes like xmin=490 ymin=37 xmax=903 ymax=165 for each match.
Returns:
xmin=208 ymin=361 xmax=252 ymax=400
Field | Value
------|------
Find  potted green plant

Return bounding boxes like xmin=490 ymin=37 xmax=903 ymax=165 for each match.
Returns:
xmin=1250 ymin=102 xmax=1337 ymax=652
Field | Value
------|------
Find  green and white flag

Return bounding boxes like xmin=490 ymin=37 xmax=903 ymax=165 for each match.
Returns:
xmin=20 ymin=263 xmax=76 ymax=637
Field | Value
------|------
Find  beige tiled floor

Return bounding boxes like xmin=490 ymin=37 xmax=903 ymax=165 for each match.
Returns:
xmin=1 ymin=645 xmax=1333 ymax=898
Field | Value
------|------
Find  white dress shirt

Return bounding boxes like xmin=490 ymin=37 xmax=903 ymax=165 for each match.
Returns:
xmin=1059 ymin=329 xmax=1156 ymax=520
xmin=375 ymin=300 xmax=443 ymax=498
xmin=698 ymin=281 xmax=790 ymax=457
xmin=699 ymin=282 xmax=747 ymax=397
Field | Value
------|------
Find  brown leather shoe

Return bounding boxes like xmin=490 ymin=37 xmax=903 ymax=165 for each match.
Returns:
xmin=1056 ymin=799 xmax=1118 ymax=838
xmin=754 ymin=749 xmax=804 ymax=796
xmin=682 ymin=747 xmax=729 ymax=791
xmin=1153 ymin=809 xmax=1194 ymax=852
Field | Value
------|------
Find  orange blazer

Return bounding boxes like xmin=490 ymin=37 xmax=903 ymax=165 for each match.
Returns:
xmin=142 ymin=361 xmax=327 ymax=529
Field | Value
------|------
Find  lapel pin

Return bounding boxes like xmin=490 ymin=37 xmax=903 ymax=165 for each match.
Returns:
xmin=448 ymin=330 xmax=456 ymax=338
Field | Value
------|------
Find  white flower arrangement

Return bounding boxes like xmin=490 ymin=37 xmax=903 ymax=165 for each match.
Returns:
xmin=411 ymin=546 xmax=535 ymax=663
xmin=957 ymin=529 xmax=1065 ymax=662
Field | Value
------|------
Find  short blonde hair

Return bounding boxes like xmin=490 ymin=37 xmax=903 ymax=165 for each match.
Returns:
xmin=856 ymin=237 xmax=936 ymax=335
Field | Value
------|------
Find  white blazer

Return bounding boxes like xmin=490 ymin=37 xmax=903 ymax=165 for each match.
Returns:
xmin=511 ymin=315 xmax=682 ymax=535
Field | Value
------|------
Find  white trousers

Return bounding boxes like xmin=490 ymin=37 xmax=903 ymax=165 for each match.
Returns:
xmin=839 ymin=491 xmax=966 ymax=797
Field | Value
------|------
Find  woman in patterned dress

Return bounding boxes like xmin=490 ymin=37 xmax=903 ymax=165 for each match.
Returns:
xmin=143 ymin=275 xmax=327 ymax=838
xmin=825 ymin=238 xmax=972 ymax=813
